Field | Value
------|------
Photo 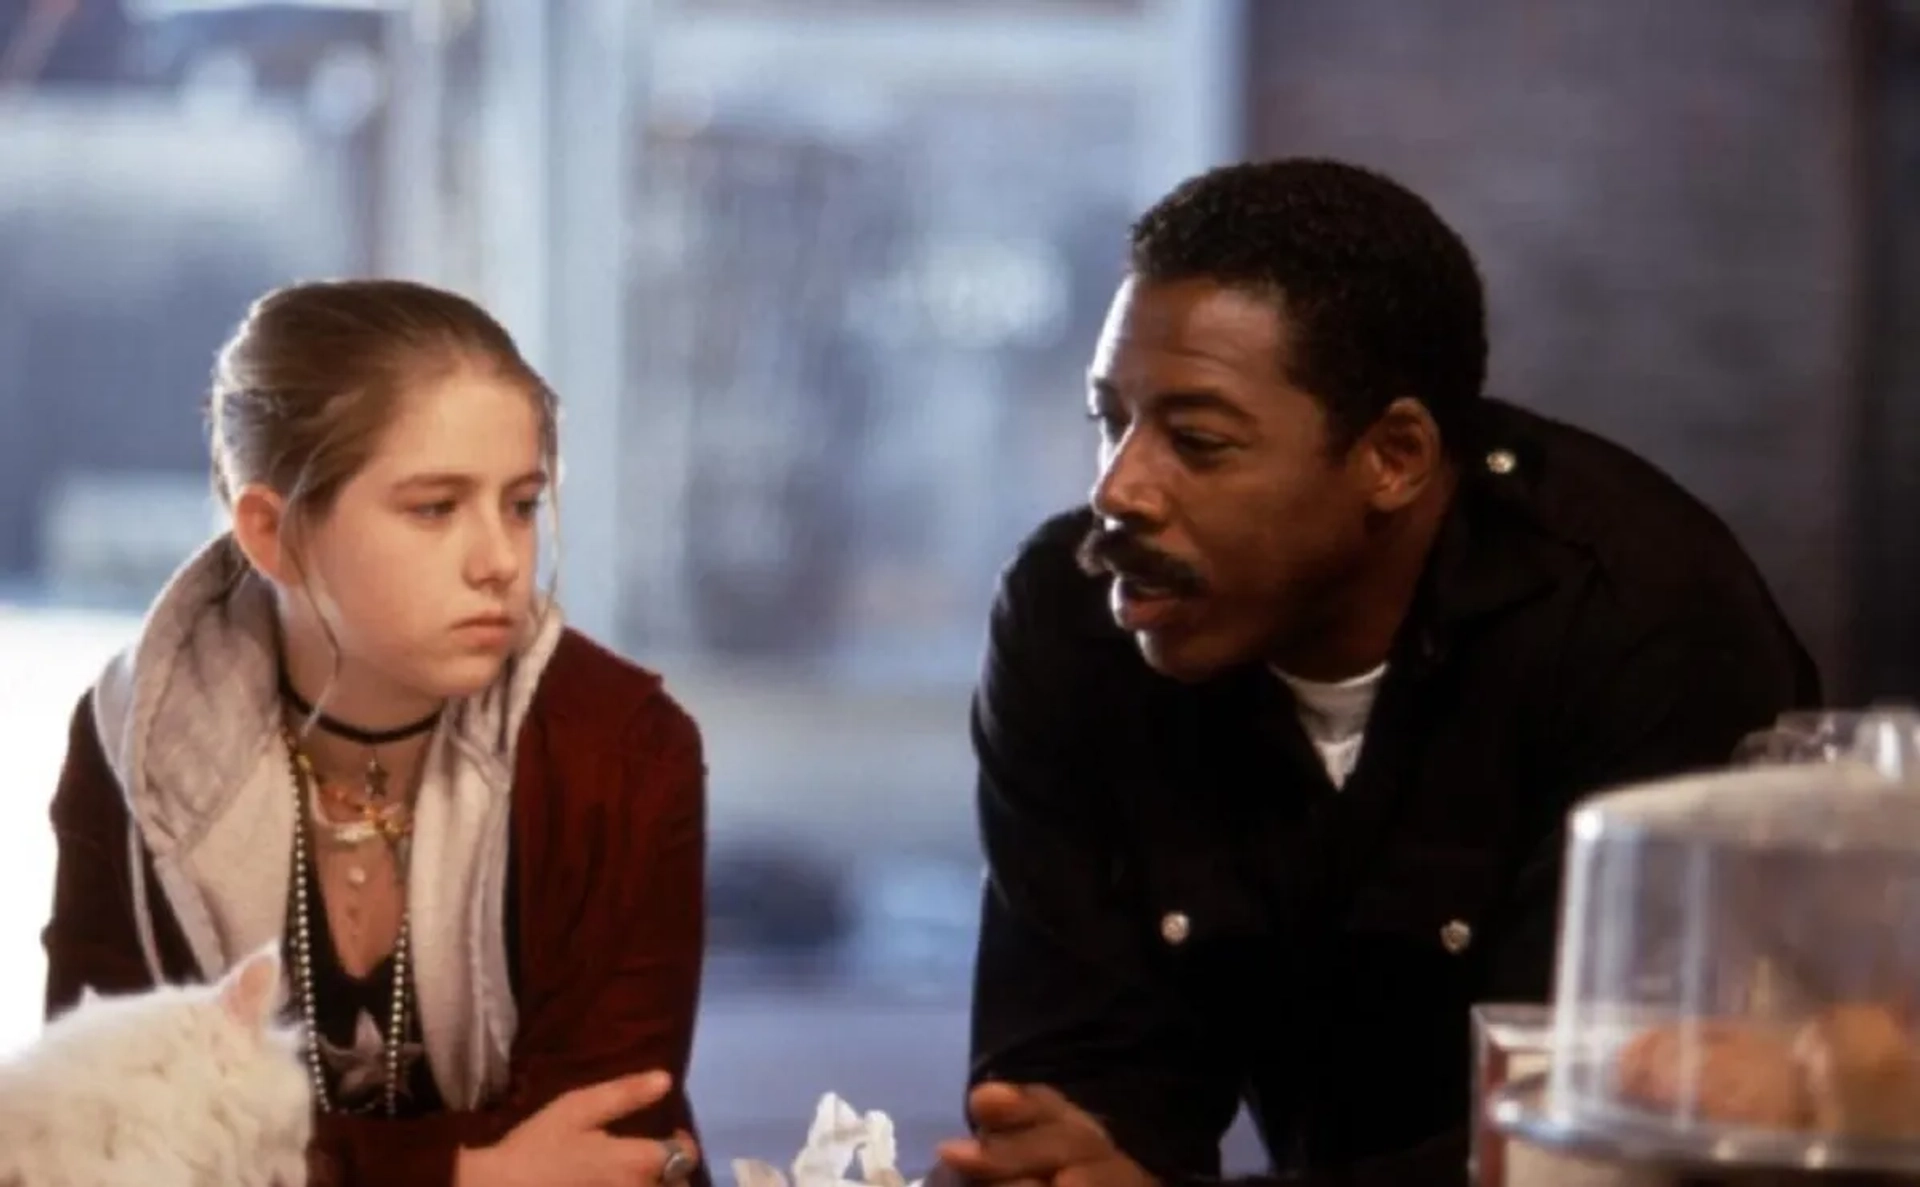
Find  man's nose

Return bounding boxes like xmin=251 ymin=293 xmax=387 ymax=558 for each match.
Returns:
xmin=1090 ymin=438 xmax=1169 ymax=526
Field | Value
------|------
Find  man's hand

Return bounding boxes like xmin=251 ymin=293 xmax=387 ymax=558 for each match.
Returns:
xmin=936 ymin=1083 xmax=1159 ymax=1187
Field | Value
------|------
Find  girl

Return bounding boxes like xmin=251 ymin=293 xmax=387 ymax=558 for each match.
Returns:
xmin=40 ymin=279 xmax=708 ymax=1187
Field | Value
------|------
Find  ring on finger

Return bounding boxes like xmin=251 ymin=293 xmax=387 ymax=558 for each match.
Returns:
xmin=661 ymin=1137 xmax=697 ymax=1184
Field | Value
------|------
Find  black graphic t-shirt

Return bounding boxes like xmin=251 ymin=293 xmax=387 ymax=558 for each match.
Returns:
xmin=285 ymin=855 xmax=445 ymax=1118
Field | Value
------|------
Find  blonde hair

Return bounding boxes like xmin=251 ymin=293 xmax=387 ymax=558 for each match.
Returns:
xmin=208 ymin=278 xmax=558 ymax=531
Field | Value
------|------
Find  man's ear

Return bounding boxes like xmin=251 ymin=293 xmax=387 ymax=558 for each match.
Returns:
xmin=229 ymin=483 xmax=300 ymax=586
xmin=1354 ymin=397 xmax=1444 ymax=513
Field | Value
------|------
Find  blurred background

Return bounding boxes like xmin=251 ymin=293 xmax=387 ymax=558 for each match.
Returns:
xmin=1 ymin=0 xmax=1916 ymax=1171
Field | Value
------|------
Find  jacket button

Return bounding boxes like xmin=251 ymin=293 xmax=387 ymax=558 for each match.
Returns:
xmin=1159 ymin=911 xmax=1191 ymax=946
xmin=1441 ymin=919 xmax=1473 ymax=954
xmin=1485 ymin=449 xmax=1517 ymax=476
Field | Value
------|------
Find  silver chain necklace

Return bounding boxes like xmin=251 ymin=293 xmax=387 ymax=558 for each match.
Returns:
xmin=283 ymin=732 xmax=414 ymax=1118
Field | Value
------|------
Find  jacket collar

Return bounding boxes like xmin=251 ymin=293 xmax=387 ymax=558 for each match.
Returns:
xmin=1415 ymin=398 xmax=1562 ymax=636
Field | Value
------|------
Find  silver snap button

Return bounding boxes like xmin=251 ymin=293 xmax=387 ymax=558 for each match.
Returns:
xmin=1159 ymin=911 xmax=1191 ymax=946
xmin=1440 ymin=919 xmax=1473 ymax=954
xmin=1485 ymin=449 xmax=1517 ymax=476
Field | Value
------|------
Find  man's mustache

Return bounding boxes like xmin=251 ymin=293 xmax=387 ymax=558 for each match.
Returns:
xmin=1075 ymin=523 xmax=1207 ymax=598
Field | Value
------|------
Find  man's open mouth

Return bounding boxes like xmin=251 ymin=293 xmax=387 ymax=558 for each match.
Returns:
xmin=1114 ymin=573 xmax=1180 ymax=601
xmin=1111 ymin=572 xmax=1193 ymax=632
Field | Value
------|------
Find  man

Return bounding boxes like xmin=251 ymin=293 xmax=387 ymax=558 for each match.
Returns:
xmin=935 ymin=159 xmax=1820 ymax=1187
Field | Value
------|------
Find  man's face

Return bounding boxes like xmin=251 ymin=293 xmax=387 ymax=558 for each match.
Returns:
xmin=1079 ymin=276 xmax=1375 ymax=682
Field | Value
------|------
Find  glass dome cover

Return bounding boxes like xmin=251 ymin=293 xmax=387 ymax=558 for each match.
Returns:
xmin=1534 ymin=761 xmax=1920 ymax=1171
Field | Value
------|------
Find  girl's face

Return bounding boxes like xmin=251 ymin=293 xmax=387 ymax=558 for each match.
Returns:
xmin=268 ymin=365 xmax=548 ymax=716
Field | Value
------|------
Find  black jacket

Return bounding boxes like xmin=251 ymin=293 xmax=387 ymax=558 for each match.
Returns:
xmin=966 ymin=399 xmax=1821 ymax=1186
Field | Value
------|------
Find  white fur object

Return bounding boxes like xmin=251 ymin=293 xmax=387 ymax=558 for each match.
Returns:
xmin=0 ymin=947 xmax=312 ymax=1187
xmin=733 ymin=1094 xmax=918 ymax=1187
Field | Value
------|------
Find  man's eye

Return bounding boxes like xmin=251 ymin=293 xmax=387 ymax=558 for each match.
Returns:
xmin=1086 ymin=408 xmax=1125 ymax=441
xmin=410 ymin=501 xmax=457 ymax=520
xmin=1171 ymin=431 xmax=1230 ymax=457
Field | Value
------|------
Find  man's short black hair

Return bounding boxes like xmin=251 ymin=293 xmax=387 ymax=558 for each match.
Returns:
xmin=1129 ymin=158 xmax=1487 ymax=449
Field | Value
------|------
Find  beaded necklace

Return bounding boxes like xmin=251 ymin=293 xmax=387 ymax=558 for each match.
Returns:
xmin=281 ymin=729 xmax=415 ymax=1117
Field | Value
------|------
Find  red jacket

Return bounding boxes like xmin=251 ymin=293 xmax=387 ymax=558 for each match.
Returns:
xmin=42 ymin=628 xmax=709 ymax=1187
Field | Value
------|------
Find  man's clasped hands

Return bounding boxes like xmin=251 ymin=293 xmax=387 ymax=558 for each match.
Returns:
xmin=935 ymin=1083 xmax=1160 ymax=1187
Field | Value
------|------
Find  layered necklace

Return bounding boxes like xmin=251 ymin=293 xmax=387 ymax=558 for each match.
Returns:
xmin=279 ymin=673 xmax=440 ymax=1116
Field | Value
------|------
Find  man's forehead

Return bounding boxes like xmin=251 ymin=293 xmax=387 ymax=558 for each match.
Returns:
xmin=1091 ymin=277 xmax=1287 ymax=389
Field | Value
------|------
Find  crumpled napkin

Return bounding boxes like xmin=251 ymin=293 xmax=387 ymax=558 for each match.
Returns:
xmin=733 ymin=1093 xmax=920 ymax=1187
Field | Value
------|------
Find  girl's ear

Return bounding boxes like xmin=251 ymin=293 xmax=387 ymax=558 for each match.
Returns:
xmin=230 ymin=483 xmax=301 ymax=587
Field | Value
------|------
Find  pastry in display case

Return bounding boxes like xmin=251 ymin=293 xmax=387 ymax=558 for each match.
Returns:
xmin=1489 ymin=758 xmax=1920 ymax=1184
xmin=1732 ymin=707 xmax=1920 ymax=775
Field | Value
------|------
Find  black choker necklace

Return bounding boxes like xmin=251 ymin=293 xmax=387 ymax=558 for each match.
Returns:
xmin=277 ymin=670 xmax=441 ymax=747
